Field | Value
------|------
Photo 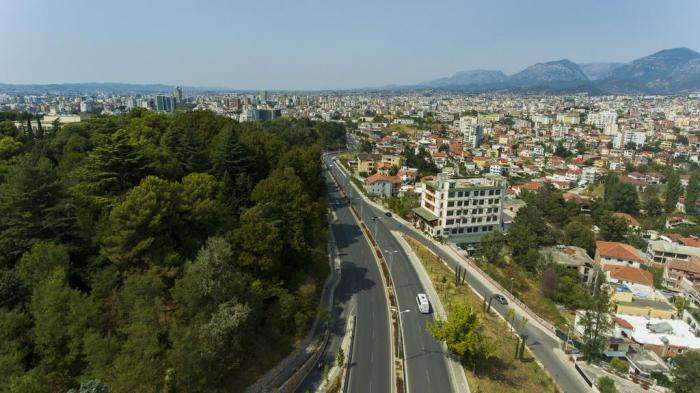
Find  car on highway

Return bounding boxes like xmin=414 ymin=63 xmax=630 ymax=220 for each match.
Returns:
xmin=494 ymin=294 xmax=508 ymax=305
xmin=384 ymin=212 xmax=392 ymax=217
xmin=416 ymin=293 xmax=430 ymax=314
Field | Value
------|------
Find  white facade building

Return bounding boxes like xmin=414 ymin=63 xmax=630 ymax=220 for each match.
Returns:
xmin=413 ymin=174 xmax=506 ymax=245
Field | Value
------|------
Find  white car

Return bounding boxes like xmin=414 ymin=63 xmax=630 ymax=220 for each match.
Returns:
xmin=416 ymin=293 xmax=430 ymax=314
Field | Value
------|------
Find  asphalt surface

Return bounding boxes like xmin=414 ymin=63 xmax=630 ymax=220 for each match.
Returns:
xmin=297 ymin=168 xmax=392 ymax=393
xmin=328 ymin=153 xmax=590 ymax=393
xmin=328 ymin=156 xmax=455 ymax=393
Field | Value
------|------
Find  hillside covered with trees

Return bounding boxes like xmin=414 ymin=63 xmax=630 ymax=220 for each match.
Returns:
xmin=0 ymin=109 xmax=346 ymax=392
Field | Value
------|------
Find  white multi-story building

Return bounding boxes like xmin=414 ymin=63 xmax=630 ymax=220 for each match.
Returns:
xmin=413 ymin=174 xmax=506 ymax=245
xmin=587 ymin=111 xmax=618 ymax=128
xmin=460 ymin=119 xmax=483 ymax=148
xmin=613 ymin=130 xmax=647 ymax=149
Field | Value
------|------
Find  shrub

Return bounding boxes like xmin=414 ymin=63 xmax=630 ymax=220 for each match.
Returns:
xmin=597 ymin=376 xmax=617 ymax=393
xmin=610 ymin=358 xmax=628 ymax=375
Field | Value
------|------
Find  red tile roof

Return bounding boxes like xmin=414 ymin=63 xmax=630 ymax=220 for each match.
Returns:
xmin=612 ymin=316 xmax=634 ymax=330
xmin=604 ymin=265 xmax=653 ymax=286
xmin=365 ymin=174 xmax=402 ymax=186
xmin=596 ymin=241 xmax=642 ymax=262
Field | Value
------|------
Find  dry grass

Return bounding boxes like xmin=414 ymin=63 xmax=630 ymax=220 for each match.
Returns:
xmin=405 ymin=237 xmax=559 ymax=393
xmin=473 ymin=257 xmax=568 ymax=330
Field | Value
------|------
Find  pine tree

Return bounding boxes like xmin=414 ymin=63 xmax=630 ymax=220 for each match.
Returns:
xmin=665 ymin=171 xmax=682 ymax=213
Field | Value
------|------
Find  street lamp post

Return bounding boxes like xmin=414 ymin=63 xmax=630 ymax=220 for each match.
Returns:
xmin=509 ymin=277 xmax=514 ymax=295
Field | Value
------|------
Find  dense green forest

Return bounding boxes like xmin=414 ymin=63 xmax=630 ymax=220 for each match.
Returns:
xmin=0 ymin=109 xmax=346 ymax=392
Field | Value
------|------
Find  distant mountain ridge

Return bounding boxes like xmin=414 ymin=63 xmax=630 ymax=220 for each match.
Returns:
xmin=2 ymin=48 xmax=699 ymax=95
xmin=579 ymin=62 xmax=625 ymax=80
xmin=418 ymin=70 xmax=508 ymax=88
xmin=408 ymin=47 xmax=700 ymax=94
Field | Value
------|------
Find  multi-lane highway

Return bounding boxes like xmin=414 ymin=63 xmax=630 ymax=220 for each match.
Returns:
xmin=328 ymin=152 xmax=590 ymax=393
xmin=297 ymin=167 xmax=392 ymax=393
xmin=325 ymin=154 xmax=459 ymax=393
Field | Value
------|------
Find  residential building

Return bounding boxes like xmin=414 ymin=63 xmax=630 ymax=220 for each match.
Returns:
xmin=413 ymin=174 xmax=506 ymax=246
xmin=595 ymin=241 xmax=644 ymax=268
xmin=541 ymin=245 xmax=597 ymax=286
xmin=610 ymin=315 xmax=700 ymax=357
xmin=648 ymin=239 xmax=700 ymax=264
xmin=356 ymin=153 xmax=381 ymax=174
xmin=460 ymin=122 xmax=484 ymax=148
xmin=663 ymin=257 xmax=700 ymax=289
xmin=365 ymin=174 xmax=401 ymax=198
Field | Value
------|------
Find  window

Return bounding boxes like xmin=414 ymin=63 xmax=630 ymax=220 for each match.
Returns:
xmin=464 ymin=191 xmax=470 ymax=197
xmin=489 ymin=190 xmax=494 ymax=196
xmin=495 ymin=190 xmax=501 ymax=196
xmin=448 ymin=201 xmax=454 ymax=207
xmin=446 ymin=219 xmax=454 ymax=225
xmin=494 ymin=208 xmax=499 ymax=213
xmin=447 ymin=211 xmax=453 ymax=216
xmin=480 ymin=190 xmax=486 ymax=196
xmin=467 ymin=227 xmax=473 ymax=233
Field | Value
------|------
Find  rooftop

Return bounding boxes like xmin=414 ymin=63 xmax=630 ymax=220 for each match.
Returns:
xmin=596 ymin=240 xmax=642 ymax=262
xmin=605 ymin=265 xmax=654 ymax=287
xmin=616 ymin=314 xmax=700 ymax=350
xmin=541 ymin=245 xmax=593 ymax=267
xmin=649 ymin=239 xmax=700 ymax=256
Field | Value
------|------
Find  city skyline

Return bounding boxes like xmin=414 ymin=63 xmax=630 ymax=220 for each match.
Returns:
xmin=3 ymin=0 xmax=700 ymax=90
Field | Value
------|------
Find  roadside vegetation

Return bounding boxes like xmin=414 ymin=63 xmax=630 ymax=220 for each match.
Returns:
xmin=0 ymin=110 xmax=346 ymax=392
xmin=405 ymin=236 xmax=558 ymax=393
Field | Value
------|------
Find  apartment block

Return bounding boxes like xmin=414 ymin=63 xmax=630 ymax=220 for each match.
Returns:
xmin=413 ymin=174 xmax=506 ymax=245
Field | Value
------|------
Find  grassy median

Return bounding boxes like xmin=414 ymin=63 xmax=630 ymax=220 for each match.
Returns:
xmin=404 ymin=236 xmax=559 ymax=393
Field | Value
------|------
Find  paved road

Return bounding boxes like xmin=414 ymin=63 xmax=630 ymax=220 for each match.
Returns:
xmin=327 ymin=156 xmax=456 ymax=393
xmin=297 ymin=167 xmax=392 ymax=393
xmin=329 ymin=153 xmax=590 ymax=393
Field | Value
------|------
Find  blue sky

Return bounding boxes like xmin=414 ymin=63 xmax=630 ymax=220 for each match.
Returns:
xmin=2 ymin=0 xmax=699 ymax=90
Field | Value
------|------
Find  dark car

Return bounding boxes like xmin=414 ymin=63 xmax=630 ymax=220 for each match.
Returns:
xmin=494 ymin=294 xmax=508 ymax=305
xmin=385 ymin=212 xmax=392 ymax=217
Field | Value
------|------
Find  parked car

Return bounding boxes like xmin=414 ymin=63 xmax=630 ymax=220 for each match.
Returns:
xmin=385 ymin=212 xmax=392 ymax=217
xmin=494 ymin=294 xmax=508 ymax=305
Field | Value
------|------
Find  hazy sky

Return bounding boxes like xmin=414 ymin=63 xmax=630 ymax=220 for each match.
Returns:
xmin=2 ymin=0 xmax=699 ymax=90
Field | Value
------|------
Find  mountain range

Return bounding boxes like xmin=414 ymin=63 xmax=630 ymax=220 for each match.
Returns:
xmin=411 ymin=47 xmax=700 ymax=94
xmin=1 ymin=48 xmax=699 ymax=95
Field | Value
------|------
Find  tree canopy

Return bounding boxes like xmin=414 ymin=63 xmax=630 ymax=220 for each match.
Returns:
xmin=0 ymin=110 xmax=345 ymax=392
